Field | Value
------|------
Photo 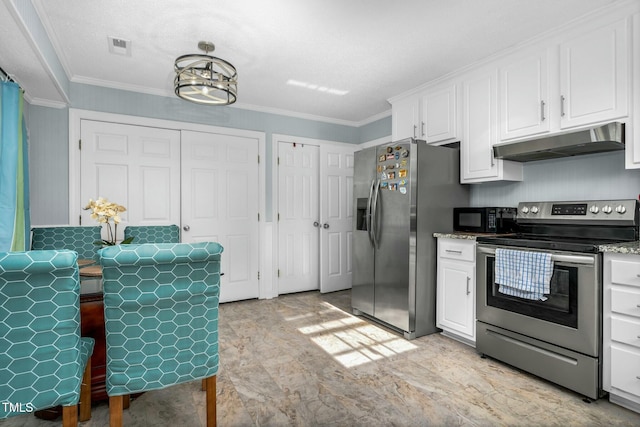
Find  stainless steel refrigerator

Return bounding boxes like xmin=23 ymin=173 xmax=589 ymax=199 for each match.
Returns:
xmin=352 ymin=138 xmax=469 ymax=339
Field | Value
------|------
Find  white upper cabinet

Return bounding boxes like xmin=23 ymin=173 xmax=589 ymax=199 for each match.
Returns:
xmin=559 ymin=18 xmax=629 ymax=129
xmin=420 ymin=83 xmax=459 ymax=144
xmin=499 ymin=48 xmax=552 ymax=140
xmin=391 ymin=82 xmax=459 ymax=144
xmin=499 ymin=17 xmax=629 ymax=142
xmin=631 ymin=12 xmax=640 ymax=169
xmin=461 ymin=68 xmax=523 ymax=183
xmin=391 ymin=96 xmax=420 ymax=141
xmin=392 ymin=4 xmax=639 ymax=174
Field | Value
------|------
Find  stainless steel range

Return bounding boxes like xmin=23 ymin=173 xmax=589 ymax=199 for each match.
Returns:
xmin=476 ymin=199 xmax=639 ymax=400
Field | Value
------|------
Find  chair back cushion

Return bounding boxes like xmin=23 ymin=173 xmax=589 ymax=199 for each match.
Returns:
xmin=0 ymin=250 xmax=85 ymax=418
xmin=123 ymin=225 xmax=180 ymax=244
xmin=31 ymin=226 xmax=103 ymax=260
xmin=99 ymin=242 xmax=223 ymax=396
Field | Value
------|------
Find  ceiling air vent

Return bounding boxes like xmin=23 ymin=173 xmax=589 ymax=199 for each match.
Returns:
xmin=108 ymin=36 xmax=131 ymax=56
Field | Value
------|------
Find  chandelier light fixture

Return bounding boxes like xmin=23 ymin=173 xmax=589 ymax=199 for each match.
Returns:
xmin=174 ymin=41 xmax=237 ymax=105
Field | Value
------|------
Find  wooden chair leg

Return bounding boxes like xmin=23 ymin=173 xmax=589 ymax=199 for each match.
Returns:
xmin=123 ymin=394 xmax=130 ymax=410
xmin=109 ymin=395 xmax=124 ymax=427
xmin=202 ymin=378 xmax=207 ymax=391
xmin=79 ymin=357 xmax=92 ymax=421
xmin=205 ymin=375 xmax=217 ymax=427
xmin=62 ymin=404 xmax=78 ymax=427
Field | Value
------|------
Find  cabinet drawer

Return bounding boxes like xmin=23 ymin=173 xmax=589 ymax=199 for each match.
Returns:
xmin=611 ymin=346 xmax=640 ymax=397
xmin=612 ymin=317 xmax=640 ymax=349
xmin=611 ymin=289 xmax=640 ymax=318
xmin=438 ymin=239 xmax=475 ymax=262
xmin=610 ymin=259 xmax=640 ymax=288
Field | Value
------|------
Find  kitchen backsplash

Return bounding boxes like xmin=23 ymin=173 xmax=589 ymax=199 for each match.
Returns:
xmin=471 ymin=151 xmax=640 ymax=206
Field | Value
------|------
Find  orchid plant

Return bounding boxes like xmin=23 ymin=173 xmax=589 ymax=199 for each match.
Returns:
xmin=83 ymin=197 xmax=134 ymax=246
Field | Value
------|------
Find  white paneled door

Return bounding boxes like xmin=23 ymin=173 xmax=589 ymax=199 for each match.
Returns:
xmin=319 ymin=144 xmax=354 ymax=293
xmin=181 ymin=130 xmax=260 ymax=303
xmin=277 ymin=142 xmax=320 ymax=294
xmin=80 ymin=120 xmax=261 ymax=303
xmin=79 ymin=120 xmax=181 ymax=241
xmin=276 ymin=140 xmax=354 ymax=295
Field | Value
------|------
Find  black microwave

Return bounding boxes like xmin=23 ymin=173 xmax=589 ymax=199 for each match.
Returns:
xmin=453 ymin=207 xmax=517 ymax=234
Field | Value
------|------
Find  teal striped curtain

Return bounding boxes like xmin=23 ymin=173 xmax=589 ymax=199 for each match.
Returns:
xmin=0 ymin=81 xmax=30 ymax=251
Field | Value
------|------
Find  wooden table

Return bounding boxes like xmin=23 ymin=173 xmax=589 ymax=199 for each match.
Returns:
xmin=77 ymin=258 xmax=96 ymax=267
xmin=79 ymin=264 xmax=102 ymax=278
xmin=77 ymin=263 xmax=108 ymax=402
xmin=80 ymin=292 xmax=107 ymax=402
xmin=35 ymin=289 xmax=108 ymax=420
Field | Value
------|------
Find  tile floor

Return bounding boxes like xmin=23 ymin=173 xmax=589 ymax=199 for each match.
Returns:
xmin=3 ymin=289 xmax=640 ymax=426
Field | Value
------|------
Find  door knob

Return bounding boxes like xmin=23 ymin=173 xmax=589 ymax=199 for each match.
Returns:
xmin=323 ymin=223 xmax=329 ymax=229
xmin=183 ymin=225 xmax=190 ymax=231
xmin=313 ymin=221 xmax=320 ymax=227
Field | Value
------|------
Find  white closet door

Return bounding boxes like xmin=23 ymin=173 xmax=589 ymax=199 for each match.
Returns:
xmin=319 ymin=144 xmax=354 ymax=293
xmin=277 ymin=142 xmax=320 ymax=294
xmin=80 ymin=120 xmax=181 ymax=241
xmin=181 ymin=130 xmax=260 ymax=303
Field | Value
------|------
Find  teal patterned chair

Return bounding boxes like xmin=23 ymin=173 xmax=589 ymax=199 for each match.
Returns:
xmin=123 ymin=225 xmax=180 ymax=244
xmin=99 ymin=242 xmax=223 ymax=427
xmin=31 ymin=226 xmax=103 ymax=261
xmin=0 ymin=249 xmax=95 ymax=427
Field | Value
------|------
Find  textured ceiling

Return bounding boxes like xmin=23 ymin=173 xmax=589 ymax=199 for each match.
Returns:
xmin=4 ymin=0 xmax=621 ymax=124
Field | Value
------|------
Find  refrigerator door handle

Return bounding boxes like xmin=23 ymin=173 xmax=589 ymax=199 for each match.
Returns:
xmin=366 ymin=179 xmax=375 ymax=246
xmin=371 ymin=179 xmax=381 ymax=249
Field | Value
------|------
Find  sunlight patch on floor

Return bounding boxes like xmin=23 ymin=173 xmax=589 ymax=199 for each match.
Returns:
xmin=293 ymin=301 xmax=418 ymax=368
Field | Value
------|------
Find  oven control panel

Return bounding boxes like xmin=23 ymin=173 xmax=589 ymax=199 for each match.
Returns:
xmin=551 ymin=203 xmax=587 ymax=216
xmin=517 ymin=199 xmax=639 ymax=223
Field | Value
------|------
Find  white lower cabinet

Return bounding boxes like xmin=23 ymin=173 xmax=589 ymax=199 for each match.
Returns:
xmin=436 ymin=238 xmax=476 ymax=345
xmin=603 ymin=252 xmax=640 ymax=414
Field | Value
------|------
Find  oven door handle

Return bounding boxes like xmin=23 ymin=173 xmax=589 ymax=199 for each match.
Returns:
xmin=477 ymin=246 xmax=595 ymax=265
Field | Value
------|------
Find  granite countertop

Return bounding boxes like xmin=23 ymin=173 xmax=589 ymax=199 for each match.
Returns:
xmin=433 ymin=232 xmax=504 ymax=240
xmin=435 ymin=232 xmax=640 ymax=255
xmin=598 ymin=241 xmax=640 ymax=255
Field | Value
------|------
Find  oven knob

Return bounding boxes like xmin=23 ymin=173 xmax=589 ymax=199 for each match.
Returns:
xmin=530 ymin=206 xmax=539 ymax=214
xmin=602 ymin=205 xmax=612 ymax=214
xmin=521 ymin=206 xmax=529 ymax=214
xmin=589 ymin=205 xmax=599 ymax=214
xmin=615 ymin=205 xmax=626 ymax=214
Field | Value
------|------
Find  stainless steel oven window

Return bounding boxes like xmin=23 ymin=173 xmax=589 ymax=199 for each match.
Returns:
xmin=484 ymin=256 xmax=579 ymax=328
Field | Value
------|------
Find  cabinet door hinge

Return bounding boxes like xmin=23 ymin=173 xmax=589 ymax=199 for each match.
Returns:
xmin=277 ymin=157 xmax=280 ymax=165
xmin=277 ymin=213 xmax=280 ymax=221
xmin=258 ymin=212 xmax=260 ymax=221
xmin=277 ymin=269 xmax=281 ymax=277
xmin=258 ymin=271 xmax=260 ymax=280
xmin=79 ymin=215 xmax=82 ymax=225
xmin=78 ymin=139 xmax=82 ymax=150
xmin=257 ymin=155 xmax=260 ymax=164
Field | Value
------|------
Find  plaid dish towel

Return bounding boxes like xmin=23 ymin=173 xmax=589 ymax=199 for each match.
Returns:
xmin=495 ymin=248 xmax=553 ymax=301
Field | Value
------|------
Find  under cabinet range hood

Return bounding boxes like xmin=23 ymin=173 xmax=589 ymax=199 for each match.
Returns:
xmin=493 ymin=122 xmax=624 ymax=162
